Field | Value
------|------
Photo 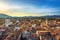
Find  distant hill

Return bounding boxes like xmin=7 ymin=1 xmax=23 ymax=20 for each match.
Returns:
xmin=19 ymin=15 xmax=60 ymax=18
xmin=41 ymin=15 xmax=60 ymax=18
xmin=0 ymin=14 xmax=12 ymax=18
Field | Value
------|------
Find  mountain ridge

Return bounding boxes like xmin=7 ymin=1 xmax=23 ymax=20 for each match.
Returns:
xmin=0 ymin=14 xmax=60 ymax=18
xmin=0 ymin=14 xmax=12 ymax=18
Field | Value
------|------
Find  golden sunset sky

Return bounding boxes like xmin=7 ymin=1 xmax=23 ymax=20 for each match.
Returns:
xmin=0 ymin=0 xmax=60 ymax=17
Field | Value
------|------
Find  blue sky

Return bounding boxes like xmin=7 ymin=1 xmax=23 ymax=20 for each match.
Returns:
xmin=0 ymin=0 xmax=60 ymax=16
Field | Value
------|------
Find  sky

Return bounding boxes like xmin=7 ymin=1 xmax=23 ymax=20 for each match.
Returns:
xmin=0 ymin=0 xmax=60 ymax=17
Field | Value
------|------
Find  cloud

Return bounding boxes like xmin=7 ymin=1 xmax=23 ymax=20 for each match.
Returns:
xmin=9 ymin=5 xmax=60 ymax=14
xmin=0 ymin=1 xmax=22 ymax=11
